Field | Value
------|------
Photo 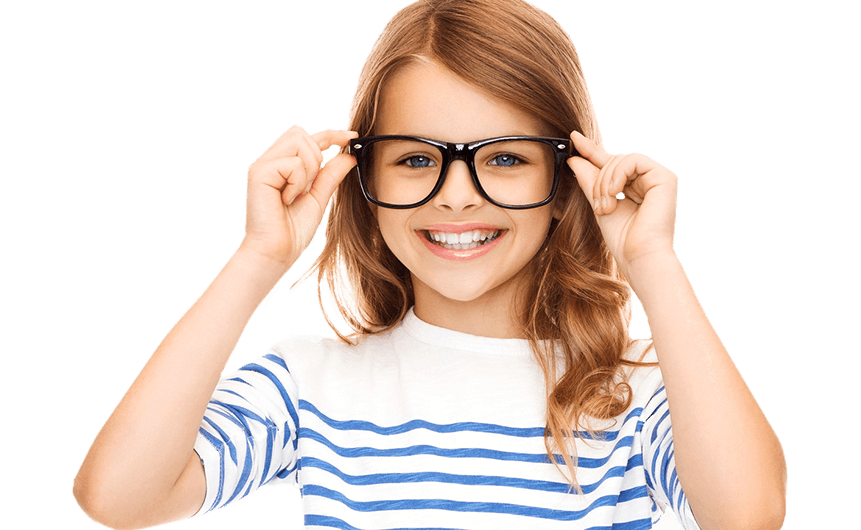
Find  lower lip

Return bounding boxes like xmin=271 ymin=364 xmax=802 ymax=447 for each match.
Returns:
xmin=417 ymin=231 xmax=507 ymax=261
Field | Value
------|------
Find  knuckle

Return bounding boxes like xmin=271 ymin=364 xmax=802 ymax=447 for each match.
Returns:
xmin=247 ymin=160 xmax=261 ymax=178
xmin=281 ymin=125 xmax=308 ymax=142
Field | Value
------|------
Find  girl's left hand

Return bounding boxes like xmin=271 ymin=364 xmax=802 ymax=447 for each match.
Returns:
xmin=567 ymin=131 xmax=678 ymax=276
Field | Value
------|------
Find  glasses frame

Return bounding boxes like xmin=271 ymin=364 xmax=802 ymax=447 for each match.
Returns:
xmin=350 ymin=135 xmax=572 ymax=210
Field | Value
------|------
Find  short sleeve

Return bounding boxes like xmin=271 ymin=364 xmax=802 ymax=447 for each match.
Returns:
xmin=192 ymin=352 xmax=300 ymax=514
xmin=641 ymin=384 xmax=700 ymax=530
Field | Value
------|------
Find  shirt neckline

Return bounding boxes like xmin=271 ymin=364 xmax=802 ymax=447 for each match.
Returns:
xmin=400 ymin=307 xmax=536 ymax=356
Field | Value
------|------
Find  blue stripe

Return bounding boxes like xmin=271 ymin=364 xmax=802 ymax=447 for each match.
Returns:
xmin=304 ymin=514 xmax=460 ymax=530
xmin=305 ymin=513 xmax=652 ymax=530
xmin=227 ymin=377 xmax=246 ymax=385
xmin=263 ymin=352 xmax=289 ymax=371
xmin=210 ymin=400 xmax=278 ymax=498
xmin=301 ymin=400 xmax=543 ymax=437
xmin=304 ymin=485 xmax=621 ymax=521
xmin=651 ymin=427 xmax=673 ymax=496
xmin=611 ymin=518 xmax=654 ymax=530
xmin=617 ymin=485 xmax=648 ymax=503
xmin=300 ymin=400 xmax=644 ymax=442
xmin=239 ymin=362 xmax=301 ymax=434
xmin=659 ymin=446 xmax=676 ymax=508
xmin=301 ymin=427 xmax=636 ymax=468
xmin=649 ymin=407 xmax=670 ymax=445
xmin=202 ymin=414 xmax=238 ymax=465
xmin=674 ymin=467 xmax=684 ymax=511
xmin=626 ymin=453 xmax=643 ymax=471
xmin=645 ymin=389 xmax=673 ymax=496
xmin=273 ymin=460 xmax=299 ymax=482
xmin=224 ymin=437 xmax=254 ymax=505
xmin=642 ymin=387 xmax=666 ymax=422
xmin=302 ymin=455 xmax=645 ymax=496
xmin=196 ymin=427 xmax=226 ymax=511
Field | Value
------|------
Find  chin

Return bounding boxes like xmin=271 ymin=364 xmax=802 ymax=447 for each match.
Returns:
xmin=419 ymin=277 xmax=510 ymax=305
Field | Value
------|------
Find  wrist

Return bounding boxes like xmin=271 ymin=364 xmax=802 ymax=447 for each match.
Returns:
xmin=621 ymin=250 xmax=682 ymax=294
xmin=233 ymin=242 xmax=293 ymax=283
xmin=233 ymin=239 xmax=298 ymax=274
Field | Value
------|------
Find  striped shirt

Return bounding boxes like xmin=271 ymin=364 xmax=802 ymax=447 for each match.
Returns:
xmin=193 ymin=308 xmax=699 ymax=529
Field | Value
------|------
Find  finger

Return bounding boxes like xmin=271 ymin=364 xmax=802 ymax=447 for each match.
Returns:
xmin=574 ymin=150 xmax=620 ymax=213
xmin=307 ymin=152 xmax=357 ymax=208
xmin=305 ymin=130 xmax=358 ymax=192
xmin=255 ymin=125 xmax=312 ymax=165
xmin=570 ymin=130 xmax=613 ymax=170
xmin=567 ymin=155 xmax=599 ymax=202
xmin=249 ymin=156 xmax=306 ymax=204
xmin=249 ymin=155 xmax=292 ymax=191
xmin=311 ymin=129 xmax=359 ymax=152
xmin=596 ymin=155 xmax=625 ymax=214
xmin=295 ymin=134 xmax=323 ymax=193
xmin=613 ymin=153 xmax=668 ymax=205
xmin=255 ymin=127 xmax=355 ymax=166
xmin=279 ymin=160 xmax=307 ymax=206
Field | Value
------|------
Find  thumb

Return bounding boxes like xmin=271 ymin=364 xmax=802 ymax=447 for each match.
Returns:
xmin=567 ymin=156 xmax=599 ymax=200
xmin=307 ymin=152 xmax=357 ymax=209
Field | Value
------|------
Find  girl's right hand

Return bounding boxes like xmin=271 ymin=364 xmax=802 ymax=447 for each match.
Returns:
xmin=241 ymin=126 xmax=358 ymax=267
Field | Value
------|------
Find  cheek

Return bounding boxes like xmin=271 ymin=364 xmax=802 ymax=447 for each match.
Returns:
xmin=376 ymin=211 xmax=410 ymax=255
xmin=521 ymin=209 xmax=555 ymax=244
xmin=515 ymin=214 xmax=555 ymax=269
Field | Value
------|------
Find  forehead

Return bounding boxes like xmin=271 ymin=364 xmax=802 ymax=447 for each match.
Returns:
xmin=376 ymin=60 xmax=547 ymax=142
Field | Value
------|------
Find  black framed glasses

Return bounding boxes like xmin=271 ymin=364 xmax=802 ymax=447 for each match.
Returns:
xmin=350 ymin=135 xmax=572 ymax=209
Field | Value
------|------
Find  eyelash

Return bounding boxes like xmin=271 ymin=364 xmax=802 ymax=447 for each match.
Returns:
xmin=400 ymin=155 xmax=437 ymax=168
xmin=487 ymin=154 xmax=522 ymax=167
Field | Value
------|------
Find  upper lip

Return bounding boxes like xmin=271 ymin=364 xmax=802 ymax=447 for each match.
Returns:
xmin=421 ymin=223 xmax=503 ymax=233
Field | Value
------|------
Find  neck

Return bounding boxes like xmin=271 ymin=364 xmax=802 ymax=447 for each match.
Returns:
xmin=411 ymin=274 xmax=526 ymax=339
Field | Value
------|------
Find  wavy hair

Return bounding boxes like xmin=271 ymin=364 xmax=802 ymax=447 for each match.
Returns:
xmin=313 ymin=0 xmax=644 ymax=490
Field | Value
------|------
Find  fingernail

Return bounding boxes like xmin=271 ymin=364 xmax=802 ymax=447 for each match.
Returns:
xmin=600 ymin=197 xmax=607 ymax=212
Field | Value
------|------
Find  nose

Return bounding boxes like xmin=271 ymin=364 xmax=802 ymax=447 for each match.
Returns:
xmin=432 ymin=160 xmax=482 ymax=211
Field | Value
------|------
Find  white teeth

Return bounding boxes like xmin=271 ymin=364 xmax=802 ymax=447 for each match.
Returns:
xmin=426 ymin=229 xmax=500 ymax=250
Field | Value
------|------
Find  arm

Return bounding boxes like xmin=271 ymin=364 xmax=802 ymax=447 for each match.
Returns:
xmin=568 ymin=131 xmax=786 ymax=530
xmin=627 ymin=253 xmax=786 ymax=530
xmin=74 ymin=249 xmax=286 ymax=529
xmin=73 ymin=127 xmax=357 ymax=530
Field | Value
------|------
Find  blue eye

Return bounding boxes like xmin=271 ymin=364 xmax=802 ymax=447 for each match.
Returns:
xmin=403 ymin=155 xmax=436 ymax=168
xmin=489 ymin=154 xmax=520 ymax=167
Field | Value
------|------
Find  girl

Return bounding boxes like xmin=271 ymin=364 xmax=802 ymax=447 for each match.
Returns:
xmin=74 ymin=1 xmax=786 ymax=529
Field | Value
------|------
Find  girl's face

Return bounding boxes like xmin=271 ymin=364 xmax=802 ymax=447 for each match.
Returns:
xmin=374 ymin=60 xmax=557 ymax=335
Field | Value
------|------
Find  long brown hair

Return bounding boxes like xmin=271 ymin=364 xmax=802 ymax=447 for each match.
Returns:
xmin=314 ymin=0 xmax=641 ymax=490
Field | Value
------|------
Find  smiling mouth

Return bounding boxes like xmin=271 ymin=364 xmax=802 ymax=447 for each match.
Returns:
xmin=422 ymin=229 xmax=504 ymax=250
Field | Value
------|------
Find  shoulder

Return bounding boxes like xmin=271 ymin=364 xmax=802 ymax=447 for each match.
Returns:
xmin=260 ymin=327 xmax=419 ymax=419
xmin=265 ymin=329 xmax=399 ymax=383
xmin=268 ymin=333 xmax=358 ymax=371
xmin=268 ymin=329 xmax=395 ymax=361
xmin=623 ymin=338 xmax=658 ymax=365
